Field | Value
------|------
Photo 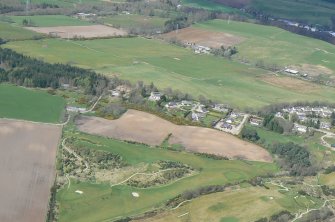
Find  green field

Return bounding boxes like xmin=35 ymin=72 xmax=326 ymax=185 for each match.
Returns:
xmin=137 ymin=184 xmax=323 ymax=222
xmin=194 ymin=19 xmax=335 ymax=74
xmin=250 ymin=0 xmax=335 ymax=28
xmin=100 ymin=14 xmax=167 ymax=30
xmin=0 ymin=21 xmax=43 ymax=41
xmin=9 ymin=15 xmax=92 ymax=27
xmin=57 ymin=130 xmax=277 ymax=222
xmin=5 ymin=37 xmax=335 ymax=109
xmin=181 ymin=0 xmax=240 ymax=13
xmin=0 ymin=84 xmax=65 ymax=123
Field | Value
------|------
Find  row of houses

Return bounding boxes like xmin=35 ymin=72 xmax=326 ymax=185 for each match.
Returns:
xmin=281 ymin=106 xmax=335 ymax=118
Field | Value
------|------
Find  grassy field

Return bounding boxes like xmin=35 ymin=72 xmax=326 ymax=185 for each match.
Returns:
xmin=5 ymin=37 xmax=335 ymax=109
xmin=57 ymin=129 xmax=278 ymax=222
xmin=100 ymin=14 xmax=167 ymax=30
xmin=0 ymin=84 xmax=65 ymax=123
xmin=133 ymin=184 xmax=323 ymax=222
xmin=0 ymin=21 xmax=43 ymax=41
xmin=9 ymin=15 xmax=92 ymax=27
xmin=181 ymin=0 xmax=240 ymax=13
xmin=250 ymin=0 xmax=335 ymax=28
xmin=194 ymin=19 xmax=335 ymax=74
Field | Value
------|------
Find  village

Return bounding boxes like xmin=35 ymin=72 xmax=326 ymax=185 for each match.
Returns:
xmin=66 ymin=85 xmax=335 ymax=138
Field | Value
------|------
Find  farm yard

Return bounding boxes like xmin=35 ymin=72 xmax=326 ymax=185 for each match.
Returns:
xmin=162 ymin=27 xmax=246 ymax=48
xmin=0 ymin=119 xmax=62 ymax=222
xmin=0 ymin=84 xmax=65 ymax=123
xmin=5 ymin=37 xmax=335 ymax=109
xmin=75 ymin=109 xmax=272 ymax=162
xmin=26 ymin=25 xmax=127 ymax=39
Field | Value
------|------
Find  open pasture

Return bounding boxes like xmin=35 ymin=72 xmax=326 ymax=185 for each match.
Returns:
xmin=133 ymin=186 xmax=290 ymax=222
xmin=100 ymin=14 xmax=167 ymax=30
xmin=194 ymin=19 xmax=335 ymax=75
xmin=0 ymin=119 xmax=62 ymax=222
xmin=5 ymin=37 xmax=335 ymax=109
xmin=162 ymin=27 xmax=245 ymax=48
xmin=9 ymin=15 xmax=92 ymax=27
xmin=75 ymin=109 xmax=272 ymax=162
xmin=0 ymin=21 xmax=43 ymax=41
xmin=0 ymin=84 xmax=65 ymax=123
xmin=57 ymin=129 xmax=277 ymax=222
xmin=26 ymin=25 xmax=127 ymax=39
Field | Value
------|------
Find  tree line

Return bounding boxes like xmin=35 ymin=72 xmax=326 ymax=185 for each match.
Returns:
xmin=0 ymin=48 xmax=108 ymax=95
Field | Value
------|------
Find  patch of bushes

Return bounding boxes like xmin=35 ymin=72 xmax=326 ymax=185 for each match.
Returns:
xmin=240 ymin=127 xmax=260 ymax=142
xmin=194 ymin=152 xmax=229 ymax=160
xmin=271 ymin=142 xmax=316 ymax=176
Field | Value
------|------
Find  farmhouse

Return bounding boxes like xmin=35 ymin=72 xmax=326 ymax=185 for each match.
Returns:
xmin=192 ymin=45 xmax=211 ymax=54
xmin=212 ymin=104 xmax=229 ymax=113
xmin=249 ymin=117 xmax=263 ymax=126
xmin=284 ymin=68 xmax=299 ymax=75
xmin=149 ymin=92 xmax=162 ymax=101
xmin=109 ymin=89 xmax=121 ymax=97
xmin=165 ymin=101 xmax=178 ymax=109
xmin=293 ymin=123 xmax=307 ymax=133
xmin=66 ymin=106 xmax=87 ymax=113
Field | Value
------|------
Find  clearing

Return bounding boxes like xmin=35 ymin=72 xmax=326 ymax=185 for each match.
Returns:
xmin=162 ymin=27 xmax=245 ymax=48
xmin=0 ymin=119 xmax=62 ymax=222
xmin=75 ymin=109 xmax=272 ymax=162
xmin=0 ymin=84 xmax=65 ymax=123
xmin=26 ymin=25 xmax=127 ymax=39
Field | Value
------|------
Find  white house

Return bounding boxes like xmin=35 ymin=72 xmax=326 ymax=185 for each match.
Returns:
xmin=149 ymin=92 xmax=162 ymax=101
xmin=285 ymin=68 xmax=299 ymax=75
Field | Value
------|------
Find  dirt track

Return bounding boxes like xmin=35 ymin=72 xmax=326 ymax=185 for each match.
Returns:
xmin=0 ymin=119 xmax=62 ymax=222
xmin=26 ymin=25 xmax=127 ymax=38
xmin=162 ymin=27 xmax=245 ymax=48
xmin=76 ymin=110 xmax=272 ymax=162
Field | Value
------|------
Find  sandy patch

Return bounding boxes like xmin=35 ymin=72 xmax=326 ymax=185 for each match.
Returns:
xmin=162 ymin=27 xmax=245 ymax=48
xmin=0 ymin=119 xmax=62 ymax=222
xmin=76 ymin=110 xmax=272 ymax=162
xmin=260 ymin=75 xmax=320 ymax=93
xmin=26 ymin=25 xmax=127 ymax=39
xmin=291 ymin=64 xmax=334 ymax=76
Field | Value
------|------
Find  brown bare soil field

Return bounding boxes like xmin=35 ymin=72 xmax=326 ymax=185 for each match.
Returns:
xmin=76 ymin=110 xmax=272 ymax=162
xmin=26 ymin=25 xmax=127 ymax=38
xmin=0 ymin=119 xmax=62 ymax=222
xmin=162 ymin=27 xmax=245 ymax=48
xmin=260 ymin=75 xmax=319 ymax=93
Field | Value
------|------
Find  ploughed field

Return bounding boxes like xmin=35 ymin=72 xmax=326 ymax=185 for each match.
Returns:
xmin=76 ymin=109 xmax=272 ymax=162
xmin=26 ymin=25 xmax=127 ymax=39
xmin=0 ymin=119 xmax=62 ymax=222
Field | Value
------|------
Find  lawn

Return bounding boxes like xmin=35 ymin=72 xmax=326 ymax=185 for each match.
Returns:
xmin=0 ymin=84 xmax=65 ymax=123
xmin=9 ymin=15 xmax=92 ymax=27
xmin=100 ymin=14 xmax=168 ymax=30
xmin=57 ymin=131 xmax=278 ymax=222
xmin=5 ymin=37 xmax=335 ymax=109
xmin=194 ymin=19 xmax=335 ymax=74
xmin=0 ymin=21 xmax=43 ymax=41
